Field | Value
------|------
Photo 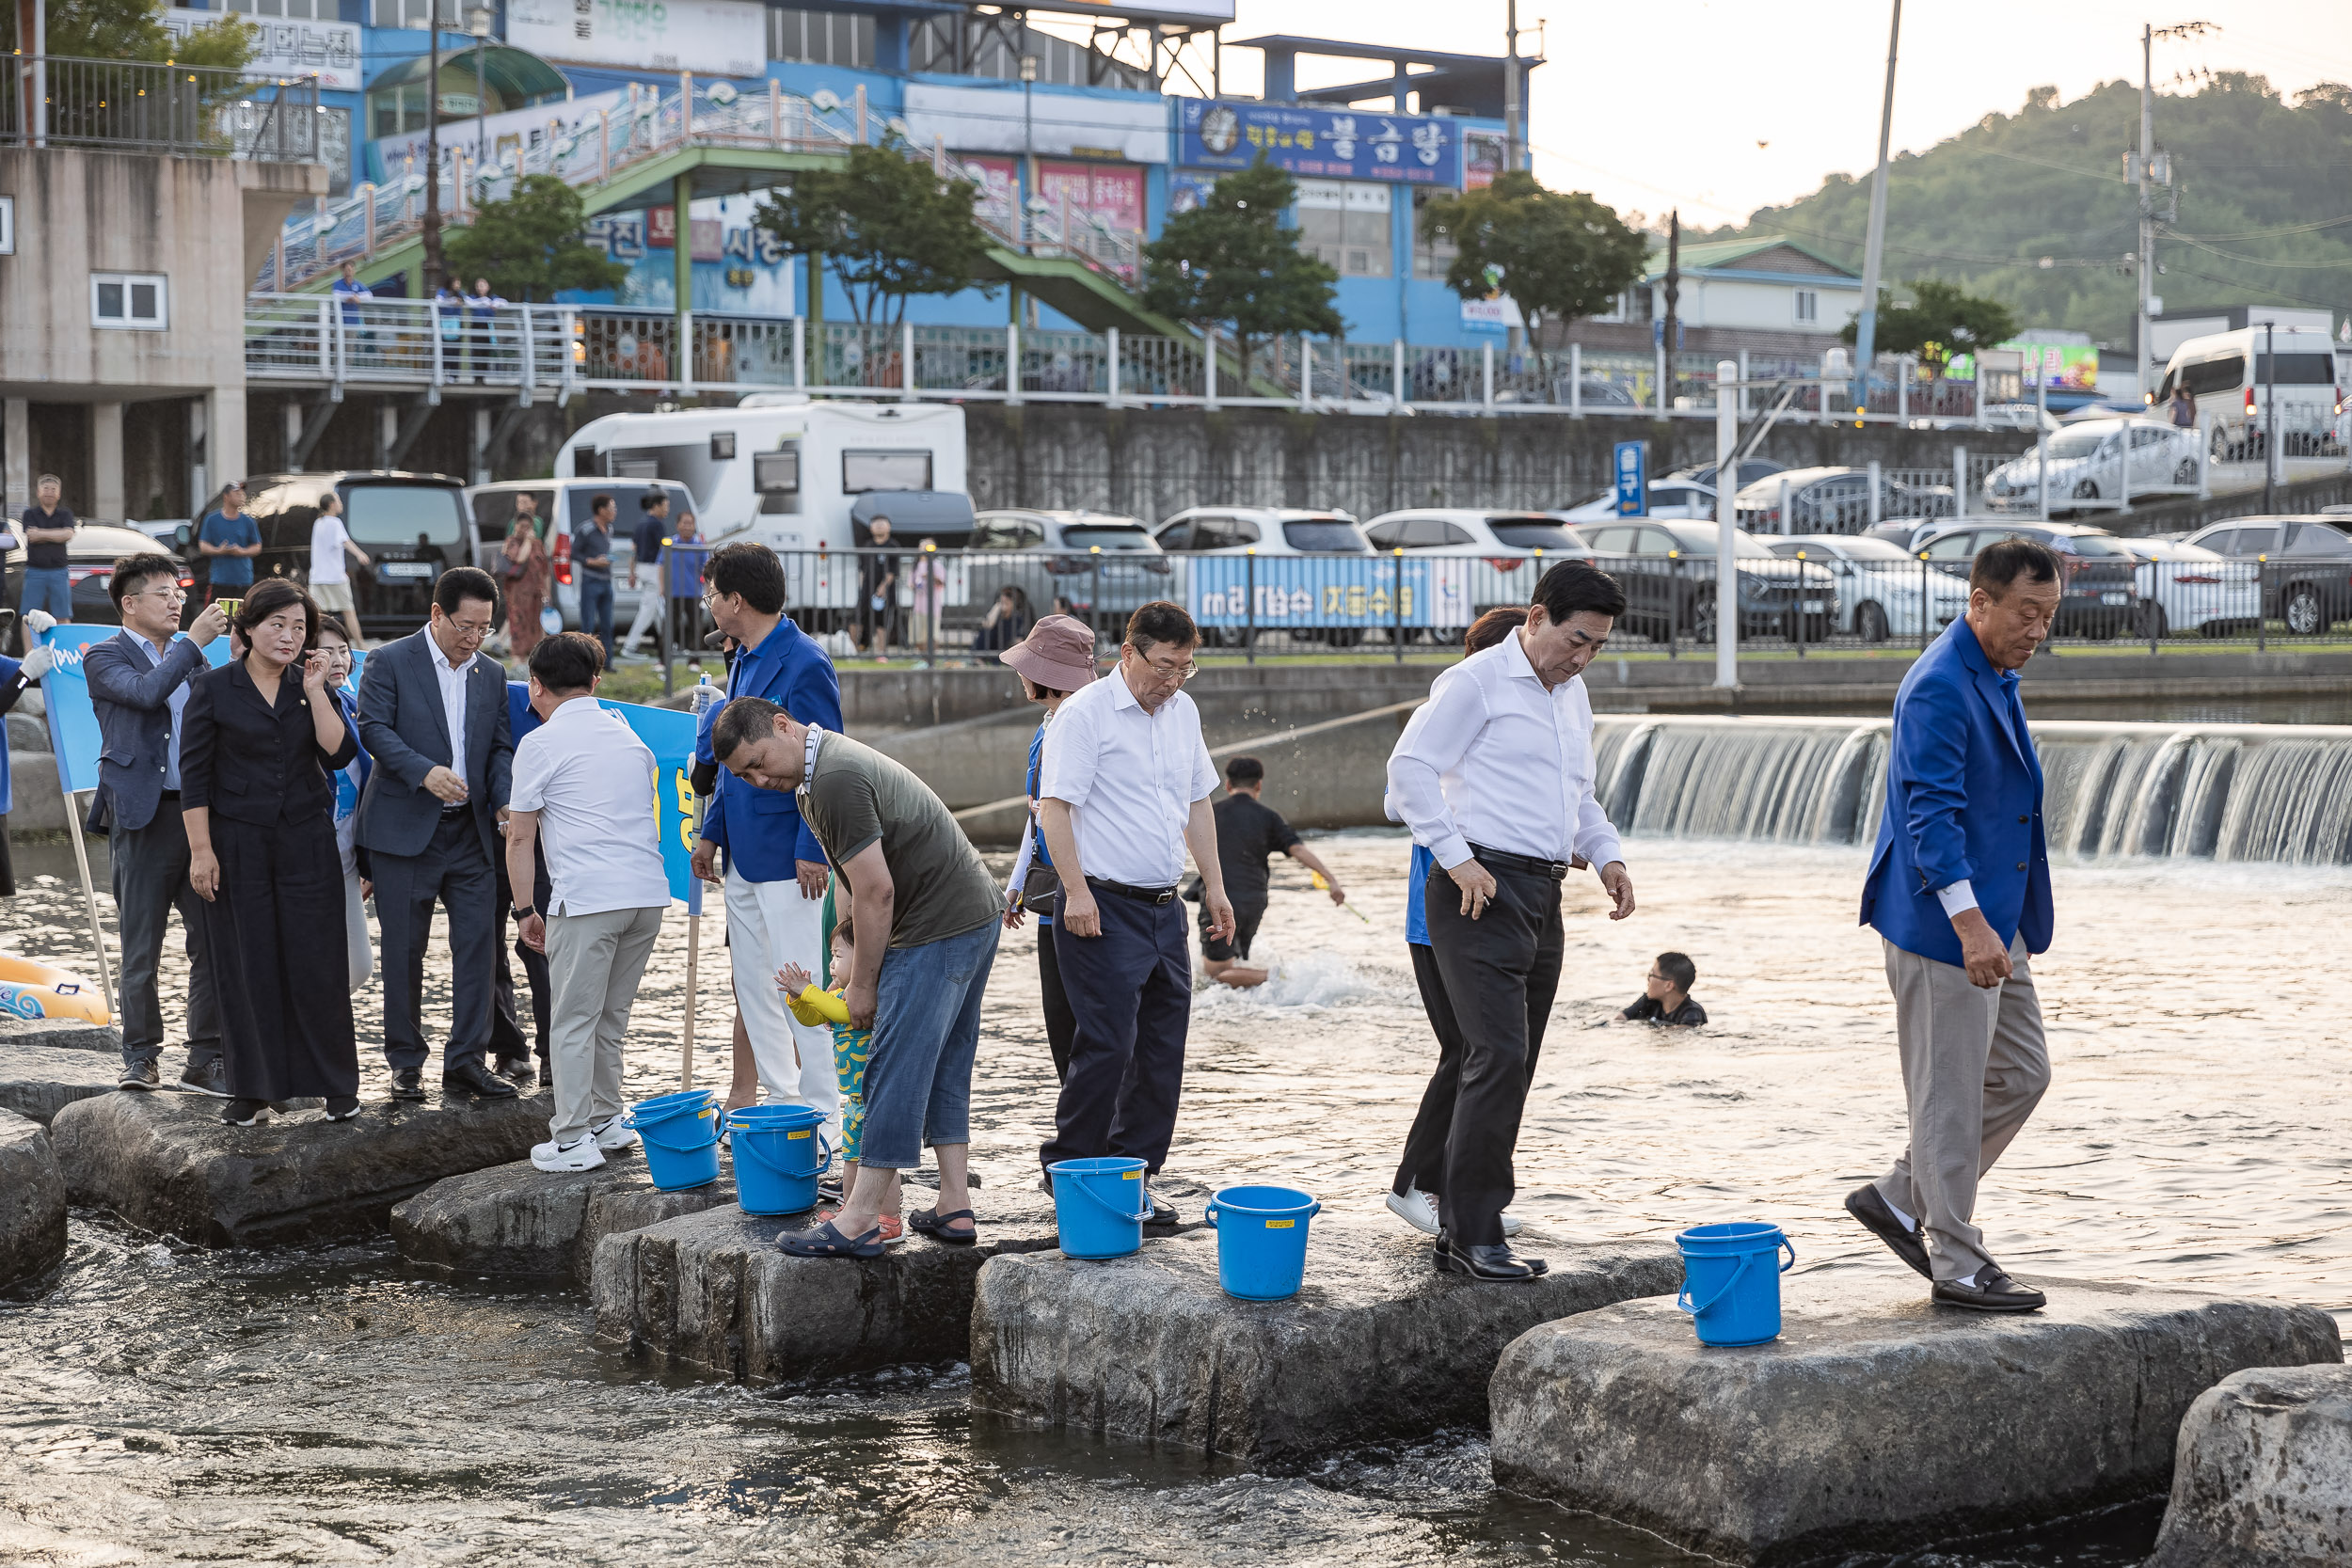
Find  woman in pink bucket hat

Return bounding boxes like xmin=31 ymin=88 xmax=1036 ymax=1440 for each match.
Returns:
xmin=997 ymin=614 xmax=1099 ymax=1081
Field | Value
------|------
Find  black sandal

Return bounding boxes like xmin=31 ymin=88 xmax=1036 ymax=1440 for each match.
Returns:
xmin=908 ymin=1207 xmax=977 ymax=1245
xmin=776 ymin=1217 xmax=883 ymax=1259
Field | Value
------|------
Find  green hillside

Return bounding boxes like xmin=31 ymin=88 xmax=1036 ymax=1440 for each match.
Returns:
xmin=1709 ymin=74 xmax=2352 ymax=346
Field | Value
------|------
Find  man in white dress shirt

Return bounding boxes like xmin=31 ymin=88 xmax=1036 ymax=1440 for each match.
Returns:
xmin=1036 ymin=602 xmax=1234 ymax=1222
xmin=1385 ymin=561 xmax=1637 ymax=1281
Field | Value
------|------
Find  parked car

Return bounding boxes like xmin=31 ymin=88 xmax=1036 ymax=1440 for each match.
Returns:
xmin=2177 ymin=515 xmax=2352 ymax=635
xmin=2159 ymin=326 xmax=2344 ymax=460
xmin=2113 ymin=537 xmax=2262 ymax=638
xmin=1761 ymin=533 xmax=1971 ymax=642
xmin=2 ymin=524 xmax=195 ymax=628
xmin=1666 ymin=459 xmax=1788 ymax=491
xmin=1909 ymin=520 xmax=2141 ymax=637
xmin=1860 ymin=516 xmax=1952 ymax=554
xmin=467 ymin=477 xmax=699 ymax=634
xmin=1362 ymin=509 xmax=1592 ymax=628
xmin=1978 ymin=403 xmax=2065 ymax=434
xmin=129 ymin=518 xmax=190 ymax=546
xmin=1153 ymin=508 xmax=1369 ymax=555
xmin=965 ymin=509 xmax=1170 ymax=626
xmin=236 ymin=471 xmax=469 ymax=632
xmin=1556 ymin=480 xmax=1717 ymax=523
xmin=1979 ymin=419 xmax=2201 ymax=513
xmin=1575 ymin=519 xmax=1837 ymax=641
xmin=1732 ymin=467 xmax=1944 ymax=533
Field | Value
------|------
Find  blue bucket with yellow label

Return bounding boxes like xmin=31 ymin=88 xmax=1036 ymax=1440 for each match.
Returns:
xmin=622 ymin=1089 xmax=722 ymax=1192
xmin=1204 ymin=1184 xmax=1320 ymax=1300
xmin=1047 ymin=1156 xmax=1150 ymax=1259
xmin=727 ymin=1103 xmax=832 ymax=1214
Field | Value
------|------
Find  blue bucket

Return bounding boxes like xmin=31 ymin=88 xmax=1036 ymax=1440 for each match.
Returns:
xmin=1674 ymin=1222 xmax=1796 ymax=1346
xmin=1204 ymin=1185 xmax=1320 ymax=1301
xmin=622 ymin=1089 xmax=722 ymax=1192
xmin=727 ymin=1104 xmax=832 ymax=1215
xmin=1047 ymin=1157 xmax=1150 ymax=1259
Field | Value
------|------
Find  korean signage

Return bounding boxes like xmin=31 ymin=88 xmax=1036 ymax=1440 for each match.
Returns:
xmin=1613 ymin=441 xmax=1647 ymax=516
xmin=507 ymin=0 xmax=767 ymax=78
xmin=1187 ymin=557 xmax=1454 ymax=631
xmin=165 ymin=8 xmax=361 ymax=91
xmin=1038 ymin=161 xmax=1145 ymax=234
xmin=1947 ymin=341 xmax=2101 ymax=392
xmin=588 ymin=198 xmax=796 ymax=316
xmin=1175 ymin=98 xmax=1458 ymax=185
xmin=957 ymin=154 xmax=1018 ymax=232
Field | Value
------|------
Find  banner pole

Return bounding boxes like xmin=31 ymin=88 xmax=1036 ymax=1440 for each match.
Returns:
xmin=64 ymin=791 xmax=113 ymax=1002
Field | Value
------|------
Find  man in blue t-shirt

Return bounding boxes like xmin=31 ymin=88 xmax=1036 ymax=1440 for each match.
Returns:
xmin=574 ymin=493 xmax=616 ymax=667
xmin=198 ymin=483 xmax=262 ymax=603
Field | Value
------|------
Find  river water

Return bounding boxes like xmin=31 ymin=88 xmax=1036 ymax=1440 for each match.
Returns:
xmin=2 ymin=833 xmax=2345 ymax=1566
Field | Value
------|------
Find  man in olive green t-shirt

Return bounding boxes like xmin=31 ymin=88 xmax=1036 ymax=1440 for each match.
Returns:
xmin=710 ymin=696 xmax=1003 ymax=1259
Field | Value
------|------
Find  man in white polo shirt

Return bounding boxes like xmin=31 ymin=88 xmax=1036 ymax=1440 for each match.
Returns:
xmin=1036 ymin=601 xmax=1233 ymax=1224
xmin=503 ymin=631 xmax=673 ymax=1172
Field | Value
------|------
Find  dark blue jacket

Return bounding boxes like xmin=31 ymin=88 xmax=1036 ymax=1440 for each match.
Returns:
xmin=1860 ymin=619 xmax=2053 ymax=968
xmin=694 ymin=615 xmax=841 ymax=879
xmin=84 ymin=629 xmax=210 ymax=833
xmin=354 ymin=627 xmax=514 ymax=863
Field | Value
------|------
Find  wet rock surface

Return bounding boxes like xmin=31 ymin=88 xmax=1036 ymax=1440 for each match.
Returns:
xmin=0 ymin=1017 xmax=123 ymax=1055
xmin=0 ymin=1042 xmax=122 ymax=1126
xmin=394 ymin=1156 xmax=740 ymax=1288
xmin=2147 ymin=1362 xmax=2352 ymax=1568
xmin=969 ymin=1217 xmax=1681 ymax=1468
xmin=0 ymin=1110 xmax=66 ymax=1291
xmin=1487 ymin=1270 xmax=2344 ymax=1566
xmin=51 ymin=1088 xmax=553 ymax=1246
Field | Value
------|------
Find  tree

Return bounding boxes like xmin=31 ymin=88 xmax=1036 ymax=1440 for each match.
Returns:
xmin=1139 ymin=156 xmax=1342 ymax=375
xmin=755 ymin=137 xmax=995 ymax=327
xmin=39 ymin=0 xmax=253 ymax=68
xmin=443 ymin=176 xmax=628 ymax=302
xmin=1417 ymin=171 xmax=1647 ymax=341
xmin=1839 ymin=278 xmax=2021 ymax=370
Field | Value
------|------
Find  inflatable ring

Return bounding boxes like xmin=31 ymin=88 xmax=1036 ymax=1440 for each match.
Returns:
xmin=0 ymin=954 xmax=112 ymax=1025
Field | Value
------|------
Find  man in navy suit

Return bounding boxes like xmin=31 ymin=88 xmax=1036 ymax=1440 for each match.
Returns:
xmin=357 ymin=567 xmax=516 ymax=1101
xmin=1851 ymin=537 xmax=2062 ymax=1313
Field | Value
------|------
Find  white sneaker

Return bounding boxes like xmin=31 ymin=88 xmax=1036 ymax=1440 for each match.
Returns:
xmin=1386 ymin=1188 xmax=1441 ymax=1236
xmin=1501 ymin=1211 xmax=1524 ymax=1237
xmin=532 ymin=1134 xmax=607 ymax=1172
xmin=591 ymin=1116 xmax=639 ymax=1152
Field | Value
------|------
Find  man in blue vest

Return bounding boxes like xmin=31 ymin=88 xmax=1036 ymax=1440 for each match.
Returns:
xmin=689 ymin=543 xmax=843 ymax=1131
xmin=1851 ymin=536 xmax=2061 ymax=1313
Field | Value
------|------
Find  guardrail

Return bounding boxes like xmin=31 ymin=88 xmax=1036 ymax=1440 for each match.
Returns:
xmin=4 ymin=54 xmax=321 ymax=159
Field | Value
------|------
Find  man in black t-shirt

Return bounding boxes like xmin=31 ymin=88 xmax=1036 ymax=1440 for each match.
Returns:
xmin=1621 ymin=950 xmax=1708 ymax=1026
xmin=1200 ymin=754 xmax=1346 ymax=988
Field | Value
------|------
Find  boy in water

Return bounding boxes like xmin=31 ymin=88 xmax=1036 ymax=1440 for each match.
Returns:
xmin=1199 ymin=754 xmax=1346 ymax=989
xmin=1621 ymin=951 xmax=1708 ymax=1026
xmin=778 ymin=917 xmax=896 ymax=1241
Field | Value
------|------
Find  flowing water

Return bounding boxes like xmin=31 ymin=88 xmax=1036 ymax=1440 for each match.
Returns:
xmin=3 ymin=802 xmax=2348 ymax=1564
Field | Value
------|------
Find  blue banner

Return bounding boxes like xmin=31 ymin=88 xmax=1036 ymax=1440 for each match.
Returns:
xmin=1175 ymin=98 xmax=1459 ymax=185
xmin=1185 ymin=556 xmax=1456 ymax=629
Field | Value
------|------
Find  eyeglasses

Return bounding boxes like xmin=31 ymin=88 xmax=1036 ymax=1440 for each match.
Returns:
xmin=134 ymin=585 xmax=187 ymax=603
xmin=445 ymin=619 xmax=494 ymax=641
xmin=1130 ymin=651 xmax=1198 ymax=682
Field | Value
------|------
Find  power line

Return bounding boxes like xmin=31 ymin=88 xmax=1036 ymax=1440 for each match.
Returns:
xmin=2162 ymin=230 xmax=2352 ymax=271
xmin=2167 ymin=213 xmax=2352 ymax=242
xmin=1982 ymin=147 xmax=2132 ymax=186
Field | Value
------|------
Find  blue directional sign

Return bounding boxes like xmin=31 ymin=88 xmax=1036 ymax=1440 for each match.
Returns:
xmin=1613 ymin=441 xmax=1648 ymax=517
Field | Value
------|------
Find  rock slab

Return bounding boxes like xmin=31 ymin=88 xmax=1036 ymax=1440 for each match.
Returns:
xmin=2147 ymin=1362 xmax=2352 ymax=1568
xmin=51 ymin=1088 xmax=553 ymax=1246
xmin=0 ymin=1110 xmax=67 ymax=1291
xmin=0 ymin=1017 xmax=123 ymax=1055
xmin=969 ymin=1218 xmax=1682 ymax=1467
xmin=1487 ymin=1270 xmax=2344 ymax=1566
xmin=394 ymin=1157 xmax=740 ymax=1288
xmin=0 ymin=1041 xmax=123 ymax=1127
xmin=593 ymin=1187 xmax=1064 ymax=1383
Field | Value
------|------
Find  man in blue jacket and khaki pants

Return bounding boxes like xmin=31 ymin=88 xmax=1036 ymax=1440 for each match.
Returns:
xmin=1851 ymin=537 xmax=2062 ymax=1313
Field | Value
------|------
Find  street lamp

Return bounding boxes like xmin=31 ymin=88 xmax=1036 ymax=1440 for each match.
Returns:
xmin=469 ymin=6 xmax=493 ymax=176
xmin=1019 ymin=51 xmax=1039 ymax=227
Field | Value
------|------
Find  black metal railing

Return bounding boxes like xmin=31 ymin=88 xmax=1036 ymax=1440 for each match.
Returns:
xmin=3 ymin=54 xmax=321 ymax=158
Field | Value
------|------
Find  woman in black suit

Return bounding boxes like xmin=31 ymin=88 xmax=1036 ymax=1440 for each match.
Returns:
xmin=182 ymin=579 xmax=362 ymax=1126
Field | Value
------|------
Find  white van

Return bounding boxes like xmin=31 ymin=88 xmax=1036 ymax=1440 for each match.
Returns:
xmin=2157 ymin=327 xmax=2344 ymax=460
xmin=466 ymin=477 xmax=695 ymax=632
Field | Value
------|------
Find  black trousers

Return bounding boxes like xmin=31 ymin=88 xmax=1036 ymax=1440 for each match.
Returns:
xmin=202 ymin=813 xmax=358 ymax=1101
xmin=1413 ymin=858 xmax=1564 ymax=1248
xmin=110 ymin=799 xmax=222 ymax=1070
xmin=1036 ymin=919 xmax=1077 ymax=1082
xmin=490 ymin=844 xmax=553 ymax=1067
xmin=1041 ymin=886 xmax=1190 ymax=1175
xmin=373 ymin=813 xmax=499 ymax=1074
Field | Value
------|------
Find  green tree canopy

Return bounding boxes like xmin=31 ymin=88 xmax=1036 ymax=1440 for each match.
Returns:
xmin=1839 ymin=278 xmax=2022 ymax=369
xmin=444 ymin=176 xmax=628 ymax=303
xmin=36 ymin=0 xmax=254 ymax=68
xmin=1417 ymin=171 xmax=1648 ymax=341
xmin=1139 ymin=156 xmax=1342 ymax=372
xmin=754 ymin=138 xmax=995 ymax=327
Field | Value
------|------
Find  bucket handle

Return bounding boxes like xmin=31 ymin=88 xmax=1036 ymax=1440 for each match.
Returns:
xmin=1675 ymin=1237 xmax=1796 ymax=1317
xmin=1205 ymin=1198 xmax=1320 ymax=1229
xmin=1069 ymin=1169 xmax=1150 ymax=1226
xmin=735 ymin=1127 xmax=834 ymax=1181
xmin=637 ymin=1113 xmax=722 ymax=1156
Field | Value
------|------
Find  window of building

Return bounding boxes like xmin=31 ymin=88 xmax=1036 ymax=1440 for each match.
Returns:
xmin=770 ymin=8 xmax=876 ymax=68
xmin=227 ymin=0 xmax=332 ymax=18
xmin=1295 ymin=180 xmax=1391 ymax=278
xmin=373 ymin=0 xmax=457 ymax=28
xmin=1794 ymin=289 xmax=1819 ymax=324
xmin=91 ymin=273 xmax=167 ymax=331
xmin=1411 ymin=189 xmax=1457 ymax=280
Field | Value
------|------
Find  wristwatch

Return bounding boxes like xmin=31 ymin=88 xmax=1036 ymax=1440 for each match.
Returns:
xmin=512 ymin=904 xmax=535 ymax=921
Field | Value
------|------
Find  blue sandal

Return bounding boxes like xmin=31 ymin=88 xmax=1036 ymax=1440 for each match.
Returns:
xmin=909 ymin=1207 xmax=977 ymax=1244
xmin=776 ymin=1217 xmax=883 ymax=1259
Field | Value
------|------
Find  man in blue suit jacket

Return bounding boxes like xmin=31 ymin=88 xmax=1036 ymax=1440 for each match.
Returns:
xmin=687 ymin=543 xmax=843 ymax=1129
xmin=1851 ymin=537 xmax=2062 ymax=1313
xmin=356 ymin=567 xmax=516 ymax=1101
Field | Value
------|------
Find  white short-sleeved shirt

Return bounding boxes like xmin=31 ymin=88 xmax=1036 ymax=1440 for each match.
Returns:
xmin=508 ymin=697 xmax=672 ymax=916
xmin=310 ymin=513 xmax=353 ymax=586
xmin=1038 ymin=671 xmax=1216 ymax=888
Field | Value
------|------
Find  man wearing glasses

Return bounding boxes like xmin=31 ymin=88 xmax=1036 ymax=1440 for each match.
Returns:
xmin=1035 ymin=601 xmax=1233 ymax=1226
xmin=87 ymin=557 xmax=232 ymax=1094
xmin=355 ymin=567 xmax=517 ymax=1101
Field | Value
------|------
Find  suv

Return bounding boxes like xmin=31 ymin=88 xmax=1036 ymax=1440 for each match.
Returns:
xmin=966 ymin=509 xmax=1169 ymax=625
xmin=238 ymin=471 xmax=469 ymax=630
xmin=1733 ymin=467 xmax=1944 ymax=533
xmin=1153 ymin=508 xmax=1370 ymax=555
xmin=2178 ymin=516 xmax=2352 ymax=634
xmin=1910 ymin=520 xmax=2140 ymax=637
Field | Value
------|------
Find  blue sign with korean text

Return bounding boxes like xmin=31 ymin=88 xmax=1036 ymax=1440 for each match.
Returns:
xmin=1613 ymin=441 xmax=1648 ymax=517
xmin=1175 ymin=98 xmax=1458 ymax=185
xmin=1185 ymin=556 xmax=1454 ymax=630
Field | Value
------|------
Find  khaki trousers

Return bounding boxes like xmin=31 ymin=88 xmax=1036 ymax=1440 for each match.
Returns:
xmin=546 ymin=904 xmax=665 ymax=1145
xmin=1873 ymin=934 xmax=2051 ymax=1281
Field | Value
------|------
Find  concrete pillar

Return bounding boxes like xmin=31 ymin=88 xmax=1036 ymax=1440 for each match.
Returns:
xmin=378 ymin=402 xmax=398 ymax=467
xmin=207 ymin=388 xmax=246 ymax=498
xmin=187 ymin=398 xmax=209 ymax=514
xmin=91 ymin=403 xmax=126 ymax=523
xmin=2 ymin=399 xmax=27 ymax=515
xmin=472 ymin=406 xmax=491 ymax=485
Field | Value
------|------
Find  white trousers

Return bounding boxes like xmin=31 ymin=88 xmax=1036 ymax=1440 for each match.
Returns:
xmin=343 ymin=869 xmax=375 ymax=993
xmin=724 ymin=864 xmax=840 ymax=1129
xmin=620 ymin=589 xmax=664 ymax=654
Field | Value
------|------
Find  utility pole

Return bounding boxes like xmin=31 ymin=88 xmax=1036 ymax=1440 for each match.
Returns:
xmin=1661 ymin=211 xmax=1680 ymax=411
xmin=422 ymin=3 xmax=445 ymax=294
xmin=1851 ymin=0 xmax=1901 ymax=418
xmin=1502 ymin=0 xmax=1520 ymax=172
xmin=2137 ymin=23 xmax=2154 ymax=404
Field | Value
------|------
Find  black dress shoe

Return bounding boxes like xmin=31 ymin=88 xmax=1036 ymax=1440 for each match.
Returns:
xmin=118 ymin=1060 xmax=161 ymax=1090
xmin=1142 ymin=1192 xmax=1181 ymax=1229
xmin=1435 ymin=1234 xmax=1549 ymax=1282
xmin=1932 ymin=1267 xmax=2046 ymax=1312
xmin=1845 ymin=1183 xmax=1932 ymax=1279
xmin=443 ymin=1060 xmax=520 ymax=1099
xmin=389 ymin=1068 xmax=426 ymax=1101
xmin=493 ymin=1056 xmax=537 ymax=1091
xmin=176 ymin=1058 xmax=230 ymax=1098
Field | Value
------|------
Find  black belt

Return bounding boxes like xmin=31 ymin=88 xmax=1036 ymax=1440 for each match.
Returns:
xmin=1089 ymin=876 xmax=1179 ymax=906
xmin=157 ymin=788 xmax=180 ymax=801
xmin=440 ymin=803 xmax=472 ymax=818
xmin=1467 ymin=842 xmax=1572 ymax=881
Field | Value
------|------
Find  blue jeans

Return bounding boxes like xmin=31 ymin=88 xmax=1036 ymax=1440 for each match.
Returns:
xmin=21 ymin=568 xmax=72 ymax=625
xmin=579 ymin=575 xmax=614 ymax=664
xmin=857 ymin=919 xmax=999 ymax=1169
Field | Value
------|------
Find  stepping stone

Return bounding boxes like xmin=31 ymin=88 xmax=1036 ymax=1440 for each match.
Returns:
xmin=0 ymin=1017 xmax=122 ymax=1055
xmin=969 ymin=1217 xmax=1682 ymax=1467
xmin=50 ymin=1087 xmax=552 ymax=1247
xmin=0 ymin=1041 xmax=122 ymax=1127
xmin=0 ymin=1110 xmax=66 ymax=1291
xmin=2148 ymin=1362 xmax=2352 ymax=1568
xmin=592 ymin=1183 xmax=1063 ymax=1384
xmin=1487 ymin=1270 xmax=2344 ymax=1566
xmin=394 ymin=1157 xmax=741 ymax=1289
